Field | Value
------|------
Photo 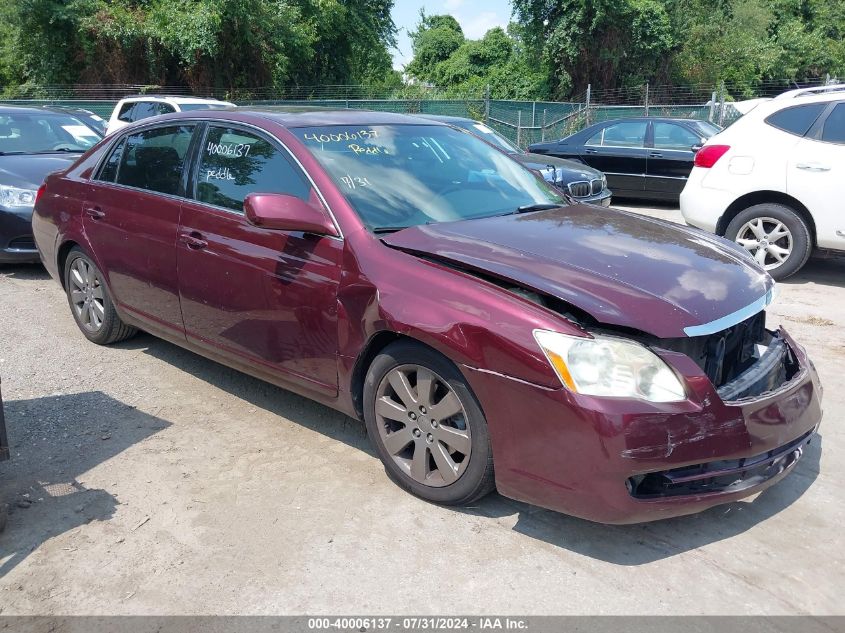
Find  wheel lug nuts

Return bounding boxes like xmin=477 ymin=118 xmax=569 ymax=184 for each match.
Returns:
xmin=412 ymin=428 xmax=421 ymax=437
xmin=408 ymin=412 xmax=417 ymax=420
xmin=419 ymin=405 xmax=427 ymax=414
xmin=431 ymin=420 xmax=438 ymax=428
xmin=426 ymin=433 xmax=434 ymax=443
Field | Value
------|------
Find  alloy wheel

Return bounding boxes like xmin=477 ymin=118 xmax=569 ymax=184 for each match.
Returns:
xmin=374 ymin=364 xmax=471 ymax=487
xmin=735 ymin=217 xmax=793 ymax=270
xmin=69 ymin=258 xmax=105 ymax=332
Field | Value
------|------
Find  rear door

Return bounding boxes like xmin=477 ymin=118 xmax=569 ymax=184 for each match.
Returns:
xmin=177 ymin=123 xmax=342 ymax=395
xmin=84 ymin=123 xmax=197 ymax=337
xmin=787 ymin=101 xmax=845 ymax=250
xmin=645 ymin=121 xmax=702 ymax=198
xmin=581 ymin=120 xmax=648 ymax=196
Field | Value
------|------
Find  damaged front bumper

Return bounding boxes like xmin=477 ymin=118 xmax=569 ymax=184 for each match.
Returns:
xmin=462 ymin=327 xmax=822 ymax=524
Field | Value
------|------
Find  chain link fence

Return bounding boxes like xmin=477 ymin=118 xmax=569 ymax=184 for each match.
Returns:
xmin=2 ymin=76 xmax=840 ymax=148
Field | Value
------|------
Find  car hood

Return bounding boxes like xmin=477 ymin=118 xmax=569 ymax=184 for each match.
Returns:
xmin=0 ymin=154 xmax=77 ymax=189
xmin=518 ymin=153 xmax=601 ymax=180
xmin=382 ymin=205 xmax=773 ymax=338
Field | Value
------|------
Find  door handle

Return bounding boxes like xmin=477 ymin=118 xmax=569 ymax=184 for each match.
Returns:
xmin=84 ymin=205 xmax=105 ymax=220
xmin=180 ymin=231 xmax=208 ymax=250
xmin=649 ymin=152 xmax=663 ymax=158
xmin=584 ymin=148 xmax=598 ymax=154
xmin=796 ymin=163 xmax=831 ymax=172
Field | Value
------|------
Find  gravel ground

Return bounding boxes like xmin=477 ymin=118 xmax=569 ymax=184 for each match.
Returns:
xmin=0 ymin=204 xmax=843 ymax=615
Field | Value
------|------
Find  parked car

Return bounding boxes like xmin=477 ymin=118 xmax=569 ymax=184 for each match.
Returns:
xmin=106 ymin=95 xmax=234 ymax=134
xmin=681 ymin=85 xmax=845 ymax=280
xmin=42 ymin=105 xmax=108 ymax=136
xmin=418 ymin=114 xmax=611 ymax=205
xmin=33 ymin=108 xmax=821 ymax=524
xmin=0 ymin=105 xmax=103 ymax=263
xmin=529 ymin=117 xmax=721 ymax=201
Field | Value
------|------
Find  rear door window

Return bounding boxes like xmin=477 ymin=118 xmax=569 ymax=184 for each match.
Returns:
xmin=129 ymin=101 xmax=175 ymax=122
xmin=820 ymin=103 xmax=845 ymax=144
xmin=115 ymin=125 xmax=195 ymax=196
xmin=765 ymin=103 xmax=826 ymax=137
xmin=193 ymin=125 xmax=310 ymax=213
xmin=586 ymin=121 xmax=647 ymax=148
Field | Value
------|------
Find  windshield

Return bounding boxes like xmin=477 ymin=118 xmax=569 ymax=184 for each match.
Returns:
xmin=294 ymin=124 xmax=564 ymax=231
xmin=0 ymin=112 xmax=102 ymax=154
xmin=178 ymin=103 xmax=231 ymax=111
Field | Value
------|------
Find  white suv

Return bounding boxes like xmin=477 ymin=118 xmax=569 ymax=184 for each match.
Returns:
xmin=106 ymin=95 xmax=234 ymax=134
xmin=681 ymin=86 xmax=845 ymax=279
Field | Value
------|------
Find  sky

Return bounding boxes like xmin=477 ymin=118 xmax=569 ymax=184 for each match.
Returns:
xmin=391 ymin=0 xmax=514 ymax=71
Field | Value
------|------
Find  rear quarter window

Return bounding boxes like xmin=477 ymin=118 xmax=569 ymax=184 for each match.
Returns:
xmin=765 ymin=103 xmax=826 ymax=137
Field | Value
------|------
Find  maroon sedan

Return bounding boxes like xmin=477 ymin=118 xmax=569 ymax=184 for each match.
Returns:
xmin=32 ymin=108 xmax=822 ymax=523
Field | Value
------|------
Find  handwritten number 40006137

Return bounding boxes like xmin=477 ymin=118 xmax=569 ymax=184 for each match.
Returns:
xmin=207 ymin=142 xmax=252 ymax=157
xmin=303 ymin=130 xmax=379 ymax=144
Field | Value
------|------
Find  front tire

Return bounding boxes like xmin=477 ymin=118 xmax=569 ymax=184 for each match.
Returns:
xmin=363 ymin=341 xmax=495 ymax=505
xmin=725 ymin=203 xmax=812 ymax=280
xmin=64 ymin=248 xmax=137 ymax=345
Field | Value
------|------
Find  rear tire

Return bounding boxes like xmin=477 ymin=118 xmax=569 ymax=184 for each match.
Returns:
xmin=725 ymin=203 xmax=812 ymax=280
xmin=363 ymin=340 xmax=495 ymax=506
xmin=64 ymin=248 xmax=137 ymax=345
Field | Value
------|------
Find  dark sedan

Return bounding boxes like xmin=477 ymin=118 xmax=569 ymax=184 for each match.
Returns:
xmin=530 ymin=117 xmax=720 ymax=201
xmin=419 ymin=114 xmax=611 ymax=206
xmin=0 ymin=106 xmax=103 ymax=263
xmin=33 ymin=108 xmax=820 ymax=523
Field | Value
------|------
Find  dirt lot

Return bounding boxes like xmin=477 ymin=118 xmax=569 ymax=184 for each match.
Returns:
xmin=1 ymin=204 xmax=843 ymax=615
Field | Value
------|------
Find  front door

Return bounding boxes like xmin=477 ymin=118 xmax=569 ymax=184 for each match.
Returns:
xmin=177 ymin=123 xmax=342 ymax=395
xmin=83 ymin=124 xmax=197 ymax=337
xmin=645 ymin=121 xmax=701 ymax=198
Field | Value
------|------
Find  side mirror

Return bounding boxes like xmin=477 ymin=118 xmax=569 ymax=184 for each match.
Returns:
xmin=244 ymin=192 xmax=338 ymax=237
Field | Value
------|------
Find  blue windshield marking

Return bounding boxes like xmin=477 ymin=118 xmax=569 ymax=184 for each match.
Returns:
xmin=683 ymin=288 xmax=775 ymax=337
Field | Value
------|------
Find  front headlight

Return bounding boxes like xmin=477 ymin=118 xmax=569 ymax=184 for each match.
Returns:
xmin=0 ymin=185 xmax=37 ymax=209
xmin=533 ymin=330 xmax=687 ymax=402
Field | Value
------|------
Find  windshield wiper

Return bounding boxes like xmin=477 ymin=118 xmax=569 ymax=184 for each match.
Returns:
xmin=514 ymin=203 xmax=564 ymax=214
xmin=33 ymin=148 xmax=85 ymax=154
xmin=372 ymin=226 xmax=413 ymax=234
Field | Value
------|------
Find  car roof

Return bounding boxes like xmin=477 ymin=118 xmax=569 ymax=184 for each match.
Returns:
xmin=0 ymin=104 xmax=93 ymax=116
xmin=119 ymin=95 xmax=234 ymax=105
xmin=773 ymin=84 xmax=845 ymax=101
xmin=415 ymin=114 xmax=476 ymax=125
xmin=149 ymin=106 xmax=449 ymax=128
xmin=593 ymin=116 xmax=704 ymax=125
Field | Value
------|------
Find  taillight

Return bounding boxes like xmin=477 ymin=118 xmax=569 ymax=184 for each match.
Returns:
xmin=34 ymin=183 xmax=46 ymax=206
xmin=694 ymin=144 xmax=730 ymax=168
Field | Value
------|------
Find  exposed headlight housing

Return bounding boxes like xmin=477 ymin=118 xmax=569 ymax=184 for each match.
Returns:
xmin=533 ymin=329 xmax=687 ymax=403
xmin=0 ymin=185 xmax=37 ymax=209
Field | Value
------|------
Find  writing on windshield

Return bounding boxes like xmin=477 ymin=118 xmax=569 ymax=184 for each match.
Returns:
xmin=295 ymin=124 xmax=563 ymax=231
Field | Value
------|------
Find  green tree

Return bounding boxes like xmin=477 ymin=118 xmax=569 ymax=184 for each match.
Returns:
xmin=512 ymin=0 xmax=674 ymax=96
xmin=405 ymin=10 xmax=464 ymax=81
xmin=0 ymin=0 xmax=397 ymax=95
